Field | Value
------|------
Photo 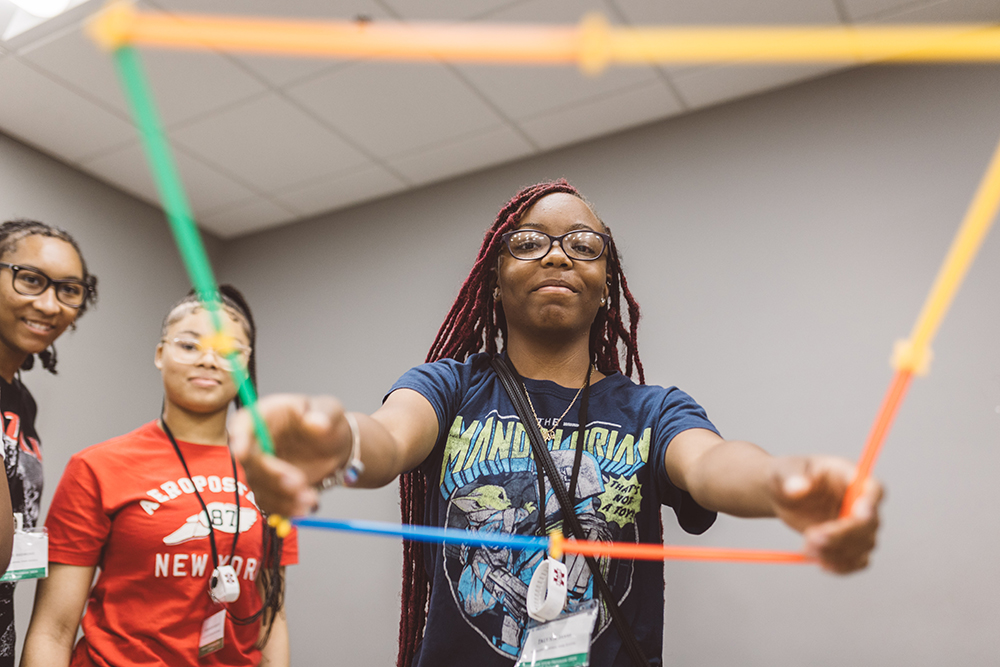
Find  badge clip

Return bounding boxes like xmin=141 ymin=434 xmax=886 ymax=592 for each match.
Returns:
xmin=527 ymin=556 xmax=568 ymax=622
xmin=209 ymin=565 xmax=240 ymax=603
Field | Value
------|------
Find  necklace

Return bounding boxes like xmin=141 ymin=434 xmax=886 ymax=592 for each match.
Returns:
xmin=522 ymin=365 xmax=592 ymax=442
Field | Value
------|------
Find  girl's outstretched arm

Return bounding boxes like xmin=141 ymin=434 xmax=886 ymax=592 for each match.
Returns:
xmin=666 ymin=428 xmax=883 ymax=574
xmin=230 ymin=389 xmax=439 ymax=517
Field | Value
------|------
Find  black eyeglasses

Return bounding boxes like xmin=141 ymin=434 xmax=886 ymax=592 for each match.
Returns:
xmin=0 ymin=262 xmax=91 ymax=308
xmin=501 ymin=229 xmax=610 ymax=261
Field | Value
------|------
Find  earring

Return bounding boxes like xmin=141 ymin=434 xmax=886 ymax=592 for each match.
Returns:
xmin=493 ymin=287 xmax=501 ymax=301
xmin=600 ymin=296 xmax=607 ymax=307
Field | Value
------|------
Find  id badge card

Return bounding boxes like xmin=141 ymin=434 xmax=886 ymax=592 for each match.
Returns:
xmin=515 ymin=600 xmax=599 ymax=667
xmin=198 ymin=608 xmax=226 ymax=658
xmin=0 ymin=517 xmax=48 ymax=582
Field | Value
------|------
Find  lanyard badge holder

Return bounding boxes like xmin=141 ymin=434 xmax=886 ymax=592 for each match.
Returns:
xmin=0 ymin=513 xmax=48 ymax=583
xmin=210 ymin=565 xmax=240 ymax=604
xmin=491 ymin=356 xmax=651 ymax=667
xmin=527 ymin=555 xmax=568 ymax=622
xmin=161 ymin=417 xmax=242 ymax=657
xmin=517 ymin=599 xmax=600 ymax=667
xmin=521 ymin=545 xmax=599 ymax=667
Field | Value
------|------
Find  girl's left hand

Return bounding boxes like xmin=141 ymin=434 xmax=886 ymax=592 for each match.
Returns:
xmin=770 ymin=456 xmax=884 ymax=574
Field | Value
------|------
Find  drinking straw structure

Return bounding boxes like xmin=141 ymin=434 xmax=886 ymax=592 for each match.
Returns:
xmin=91 ymin=0 xmax=998 ymax=559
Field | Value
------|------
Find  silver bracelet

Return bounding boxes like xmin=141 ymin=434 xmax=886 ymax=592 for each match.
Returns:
xmin=318 ymin=412 xmax=365 ymax=489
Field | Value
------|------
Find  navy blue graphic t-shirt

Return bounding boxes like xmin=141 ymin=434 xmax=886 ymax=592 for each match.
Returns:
xmin=390 ymin=354 xmax=719 ymax=667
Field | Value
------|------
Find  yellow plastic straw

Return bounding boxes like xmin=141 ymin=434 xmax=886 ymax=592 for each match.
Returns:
xmin=895 ymin=130 xmax=1000 ymax=375
xmin=840 ymin=129 xmax=1000 ymax=517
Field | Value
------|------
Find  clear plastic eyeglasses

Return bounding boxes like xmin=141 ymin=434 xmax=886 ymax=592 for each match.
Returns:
xmin=162 ymin=337 xmax=251 ymax=371
xmin=500 ymin=230 xmax=610 ymax=261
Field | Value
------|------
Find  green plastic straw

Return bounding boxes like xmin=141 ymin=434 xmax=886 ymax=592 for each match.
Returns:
xmin=112 ymin=46 xmax=275 ymax=455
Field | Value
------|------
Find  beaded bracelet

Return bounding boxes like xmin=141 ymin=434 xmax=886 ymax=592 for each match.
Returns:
xmin=318 ymin=412 xmax=365 ymax=489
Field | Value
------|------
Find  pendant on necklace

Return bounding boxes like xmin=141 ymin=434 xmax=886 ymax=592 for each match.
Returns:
xmin=537 ymin=422 xmax=555 ymax=442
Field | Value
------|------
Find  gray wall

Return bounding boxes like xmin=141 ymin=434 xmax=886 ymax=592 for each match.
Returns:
xmin=3 ymin=63 xmax=1000 ymax=666
xmin=219 ymin=64 xmax=1000 ymax=666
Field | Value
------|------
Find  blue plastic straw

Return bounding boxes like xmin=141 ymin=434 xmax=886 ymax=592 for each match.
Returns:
xmin=292 ymin=517 xmax=549 ymax=551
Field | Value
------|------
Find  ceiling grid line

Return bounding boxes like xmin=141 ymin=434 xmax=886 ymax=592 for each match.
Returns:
xmin=442 ymin=63 xmax=543 ymax=152
xmin=832 ymin=0 xmax=855 ymax=23
xmin=269 ymin=87 xmax=414 ymax=186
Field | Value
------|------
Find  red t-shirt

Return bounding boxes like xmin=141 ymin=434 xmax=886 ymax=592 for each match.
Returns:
xmin=45 ymin=421 xmax=299 ymax=667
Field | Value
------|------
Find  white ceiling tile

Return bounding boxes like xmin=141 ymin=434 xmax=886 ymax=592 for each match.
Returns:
xmin=198 ymin=197 xmax=298 ymax=239
xmin=17 ymin=22 xmax=126 ymax=108
xmin=286 ymin=61 xmax=506 ymax=158
xmin=170 ymin=93 xmax=371 ymax=192
xmin=0 ymin=4 xmax=17 ymax=39
xmin=486 ymin=0 xmax=613 ymax=22
xmin=20 ymin=22 xmax=267 ymax=127
xmin=456 ymin=62 xmax=661 ymax=120
xmin=271 ymin=165 xmax=407 ymax=217
xmin=378 ymin=0 xmax=531 ymax=21
xmin=672 ymin=64 xmax=844 ymax=111
xmin=839 ymin=0 xmax=920 ymax=21
xmin=388 ymin=125 xmax=535 ymax=185
xmin=149 ymin=0 xmax=393 ymax=88
xmin=518 ymin=78 xmax=682 ymax=150
xmin=80 ymin=140 xmax=261 ymax=216
xmin=1 ymin=0 xmax=96 ymax=45
xmin=231 ymin=56 xmax=347 ymax=90
xmin=860 ymin=0 xmax=1000 ymax=22
xmin=0 ymin=55 xmax=136 ymax=162
xmin=3 ymin=10 xmax=49 ymax=42
xmin=150 ymin=0 xmax=381 ymax=19
xmin=611 ymin=0 xmax=841 ymax=24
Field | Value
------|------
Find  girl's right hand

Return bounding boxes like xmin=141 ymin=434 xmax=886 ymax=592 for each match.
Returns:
xmin=230 ymin=394 xmax=352 ymax=517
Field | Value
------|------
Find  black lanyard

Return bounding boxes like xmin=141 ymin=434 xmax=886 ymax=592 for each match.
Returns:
xmin=511 ymin=361 xmax=593 ymax=536
xmin=160 ymin=418 xmax=241 ymax=569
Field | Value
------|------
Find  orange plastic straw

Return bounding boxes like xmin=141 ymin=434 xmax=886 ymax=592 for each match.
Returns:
xmin=839 ymin=369 xmax=913 ymax=517
xmin=559 ymin=539 xmax=811 ymax=564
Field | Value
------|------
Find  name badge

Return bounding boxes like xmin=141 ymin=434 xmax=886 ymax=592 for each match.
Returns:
xmin=0 ymin=514 xmax=47 ymax=582
xmin=198 ymin=609 xmax=226 ymax=658
xmin=515 ymin=600 xmax=599 ymax=667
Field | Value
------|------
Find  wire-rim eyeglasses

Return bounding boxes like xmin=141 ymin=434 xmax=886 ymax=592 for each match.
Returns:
xmin=161 ymin=337 xmax=252 ymax=372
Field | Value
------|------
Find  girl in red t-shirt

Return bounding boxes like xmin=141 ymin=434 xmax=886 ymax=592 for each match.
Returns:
xmin=21 ymin=286 xmax=296 ymax=667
